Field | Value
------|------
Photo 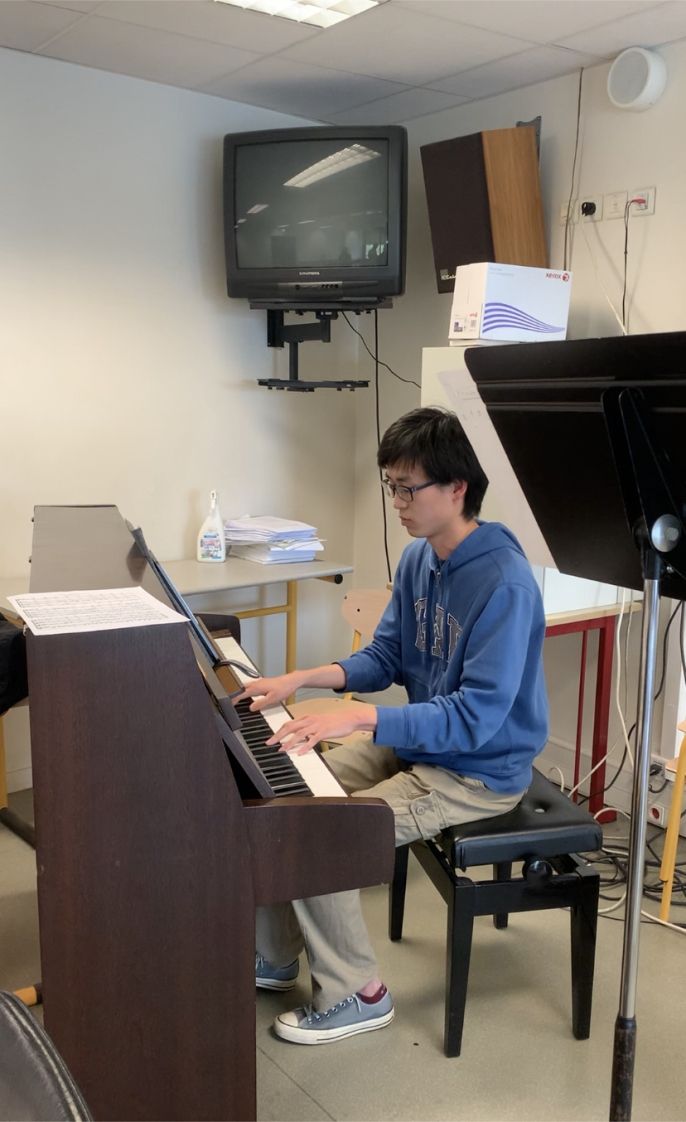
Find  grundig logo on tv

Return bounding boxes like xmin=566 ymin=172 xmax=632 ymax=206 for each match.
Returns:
xmin=299 ymin=270 xmax=321 ymax=276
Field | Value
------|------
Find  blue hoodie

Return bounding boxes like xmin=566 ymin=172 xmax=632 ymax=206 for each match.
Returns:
xmin=337 ymin=523 xmax=548 ymax=794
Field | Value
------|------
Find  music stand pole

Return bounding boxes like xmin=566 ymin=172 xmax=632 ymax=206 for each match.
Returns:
xmin=609 ymin=560 xmax=661 ymax=1121
xmin=604 ymin=386 xmax=686 ymax=1120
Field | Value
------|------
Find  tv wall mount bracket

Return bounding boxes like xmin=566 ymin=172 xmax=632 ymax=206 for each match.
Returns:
xmin=251 ymin=300 xmax=390 ymax=392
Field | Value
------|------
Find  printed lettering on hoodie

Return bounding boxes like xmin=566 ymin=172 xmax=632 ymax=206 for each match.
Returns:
xmin=415 ymin=597 xmax=461 ymax=660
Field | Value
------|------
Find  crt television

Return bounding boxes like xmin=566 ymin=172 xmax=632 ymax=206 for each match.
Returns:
xmin=222 ymin=125 xmax=407 ymax=305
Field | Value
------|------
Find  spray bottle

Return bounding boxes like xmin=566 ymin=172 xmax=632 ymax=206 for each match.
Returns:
xmin=196 ymin=490 xmax=226 ymax=563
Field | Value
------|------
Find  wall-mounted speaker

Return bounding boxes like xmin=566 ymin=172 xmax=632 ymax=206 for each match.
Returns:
xmin=421 ymin=126 xmax=548 ymax=294
xmin=607 ymin=47 xmax=667 ymax=111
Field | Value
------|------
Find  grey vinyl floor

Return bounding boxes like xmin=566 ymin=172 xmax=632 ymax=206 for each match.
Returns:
xmin=1 ymin=790 xmax=685 ymax=1122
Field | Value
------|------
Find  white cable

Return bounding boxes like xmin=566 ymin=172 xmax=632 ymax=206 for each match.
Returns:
xmin=599 ymin=891 xmax=627 ymax=915
xmin=567 ymin=738 xmax=622 ymax=801
xmin=640 ymin=909 xmax=686 ymax=936
xmin=594 ymin=804 xmax=631 ymax=824
xmin=566 ymin=596 xmax=634 ymax=801
xmin=613 ymin=589 xmax=634 ymax=768
xmin=579 ymin=219 xmax=627 ymax=334
xmin=547 ymin=765 xmax=565 ymax=792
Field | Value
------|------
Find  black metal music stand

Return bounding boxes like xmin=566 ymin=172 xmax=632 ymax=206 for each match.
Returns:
xmin=465 ymin=331 xmax=686 ymax=1122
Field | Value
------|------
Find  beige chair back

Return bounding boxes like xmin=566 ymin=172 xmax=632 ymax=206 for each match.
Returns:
xmin=341 ymin=588 xmax=392 ymax=655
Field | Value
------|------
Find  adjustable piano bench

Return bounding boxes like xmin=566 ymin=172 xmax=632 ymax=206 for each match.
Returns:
xmin=388 ymin=769 xmax=602 ymax=1057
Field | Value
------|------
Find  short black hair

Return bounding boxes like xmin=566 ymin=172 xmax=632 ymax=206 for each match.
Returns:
xmin=377 ymin=406 xmax=489 ymax=519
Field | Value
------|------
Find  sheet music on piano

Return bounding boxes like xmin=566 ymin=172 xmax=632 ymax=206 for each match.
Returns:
xmin=128 ymin=523 xmax=345 ymax=800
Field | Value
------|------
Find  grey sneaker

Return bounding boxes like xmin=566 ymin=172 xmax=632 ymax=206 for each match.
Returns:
xmin=274 ymin=989 xmax=394 ymax=1044
xmin=255 ymin=953 xmax=299 ymax=991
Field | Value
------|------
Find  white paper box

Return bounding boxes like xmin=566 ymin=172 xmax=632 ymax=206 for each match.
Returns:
xmin=449 ymin=262 xmax=572 ymax=343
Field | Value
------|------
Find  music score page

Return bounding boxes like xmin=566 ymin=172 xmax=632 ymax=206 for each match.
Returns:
xmin=8 ymin=586 xmax=187 ymax=636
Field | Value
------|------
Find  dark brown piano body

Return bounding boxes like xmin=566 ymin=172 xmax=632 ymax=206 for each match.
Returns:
xmin=25 ymin=506 xmax=394 ymax=1121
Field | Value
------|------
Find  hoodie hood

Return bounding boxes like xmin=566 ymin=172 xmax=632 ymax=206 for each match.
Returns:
xmin=434 ymin=521 xmax=528 ymax=576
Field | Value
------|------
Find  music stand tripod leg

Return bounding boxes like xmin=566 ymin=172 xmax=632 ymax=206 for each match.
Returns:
xmin=609 ymin=571 xmax=660 ymax=1121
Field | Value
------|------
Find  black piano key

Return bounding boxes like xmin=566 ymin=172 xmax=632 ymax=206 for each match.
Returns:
xmin=232 ymin=697 xmax=313 ymax=797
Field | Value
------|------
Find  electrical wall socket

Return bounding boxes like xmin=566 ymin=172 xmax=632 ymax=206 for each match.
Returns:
xmin=579 ymin=195 xmax=603 ymax=222
xmin=650 ymin=756 xmax=666 ymax=779
xmin=604 ymin=190 xmax=628 ymax=220
xmin=647 ymin=802 xmax=666 ymax=827
xmin=629 ymin=186 xmax=656 ymax=215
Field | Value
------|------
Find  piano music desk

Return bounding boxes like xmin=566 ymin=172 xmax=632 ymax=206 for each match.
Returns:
xmin=164 ymin=556 xmax=352 ymax=673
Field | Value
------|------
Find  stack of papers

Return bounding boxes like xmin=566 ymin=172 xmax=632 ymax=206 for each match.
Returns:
xmin=224 ymin=515 xmax=324 ymax=564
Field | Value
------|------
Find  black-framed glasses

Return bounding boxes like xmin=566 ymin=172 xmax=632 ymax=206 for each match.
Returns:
xmin=382 ymin=478 xmax=439 ymax=503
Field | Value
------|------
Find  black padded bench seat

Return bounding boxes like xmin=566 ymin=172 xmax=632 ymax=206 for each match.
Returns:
xmin=444 ymin=768 xmax=602 ymax=869
xmin=389 ymin=768 xmax=603 ymax=1056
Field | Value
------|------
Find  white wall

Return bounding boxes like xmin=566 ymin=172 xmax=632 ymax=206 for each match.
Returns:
xmin=0 ymin=49 xmax=358 ymax=621
xmin=0 ymin=49 xmax=360 ymax=788
xmin=351 ymin=41 xmax=686 ymax=805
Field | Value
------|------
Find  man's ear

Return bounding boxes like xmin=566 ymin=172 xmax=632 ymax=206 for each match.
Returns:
xmin=452 ymin=480 xmax=468 ymax=503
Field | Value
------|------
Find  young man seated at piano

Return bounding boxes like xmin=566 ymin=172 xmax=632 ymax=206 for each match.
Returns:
xmin=237 ymin=406 xmax=549 ymax=1045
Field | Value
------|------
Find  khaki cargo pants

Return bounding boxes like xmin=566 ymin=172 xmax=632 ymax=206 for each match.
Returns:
xmin=256 ymin=735 xmax=524 ymax=1011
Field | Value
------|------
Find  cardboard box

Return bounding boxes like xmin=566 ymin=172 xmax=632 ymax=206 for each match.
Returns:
xmin=449 ymin=262 xmax=572 ymax=343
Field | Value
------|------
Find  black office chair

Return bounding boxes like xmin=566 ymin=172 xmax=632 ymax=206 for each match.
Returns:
xmin=389 ymin=769 xmax=602 ymax=1056
xmin=0 ymin=992 xmax=91 ymax=1121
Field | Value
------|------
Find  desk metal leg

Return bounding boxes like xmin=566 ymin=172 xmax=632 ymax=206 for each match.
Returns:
xmin=546 ymin=613 xmax=618 ymax=821
xmin=0 ymin=713 xmax=36 ymax=847
xmin=572 ymin=631 xmax=589 ymax=801
xmin=0 ymin=714 xmax=7 ymax=811
xmin=285 ymin=580 xmax=297 ymax=674
xmin=232 ymin=581 xmax=298 ymax=675
xmin=589 ymin=616 xmax=616 ymax=819
xmin=659 ymin=732 xmax=686 ymax=921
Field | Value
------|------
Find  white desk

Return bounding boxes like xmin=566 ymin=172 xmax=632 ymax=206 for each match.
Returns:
xmin=1 ymin=556 xmax=353 ymax=674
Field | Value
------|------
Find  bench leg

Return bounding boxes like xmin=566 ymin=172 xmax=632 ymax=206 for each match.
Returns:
xmin=493 ymin=861 xmax=512 ymax=929
xmin=445 ymin=878 xmax=475 ymax=1057
xmin=389 ymin=844 xmax=409 ymax=942
xmin=570 ymin=871 xmax=599 ymax=1039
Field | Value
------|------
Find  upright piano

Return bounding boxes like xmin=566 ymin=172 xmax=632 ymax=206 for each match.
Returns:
xmin=25 ymin=505 xmax=394 ymax=1122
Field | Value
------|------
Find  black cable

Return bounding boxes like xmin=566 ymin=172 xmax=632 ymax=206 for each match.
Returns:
xmin=621 ymin=195 xmax=648 ymax=329
xmin=621 ymin=200 xmax=632 ymax=329
xmin=343 ymin=308 xmax=415 ymax=584
xmin=371 ymin=310 xmax=393 ymax=585
xmin=586 ymin=810 xmax=686 ymax=919
xmin=562 ymin=68 xmax=584 ymax=272
xmin=341 ymin=312 xmax=420 ymax=388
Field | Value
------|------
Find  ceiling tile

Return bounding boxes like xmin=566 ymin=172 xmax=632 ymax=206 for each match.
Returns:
xmin=430 ymin=45 xmax=598 ymax=100
xmin=0 ymin=1 xmax=84 ymax=51
xmin=95 ymin=0 xmax=319 ymax=52
xmin=281 ymin=3 xmax=537 ymax=85
xmin=326 ymin=87 xmax=471 ymax=125
xmin=35 ymin=14 xmax=261 ymax=89
xmin=557 ymin=1 xmax=686 ymax=55
xmin=396 ymin=0 xmax=659 ymax=44
xmin=202 ymin=55 xmax=409 ymax=117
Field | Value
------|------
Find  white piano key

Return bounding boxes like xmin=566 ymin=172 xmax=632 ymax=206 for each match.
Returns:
xmin=215 ymin=636 xmax=345 ymax=797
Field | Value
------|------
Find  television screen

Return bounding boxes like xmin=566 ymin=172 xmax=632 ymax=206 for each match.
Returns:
xmin=223 ymin=126 xmax=407 ymax=306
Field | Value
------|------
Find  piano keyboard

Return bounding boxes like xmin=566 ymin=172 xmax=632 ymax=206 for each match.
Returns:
xmin=215 ymin=636 xmax=346 ymax=798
